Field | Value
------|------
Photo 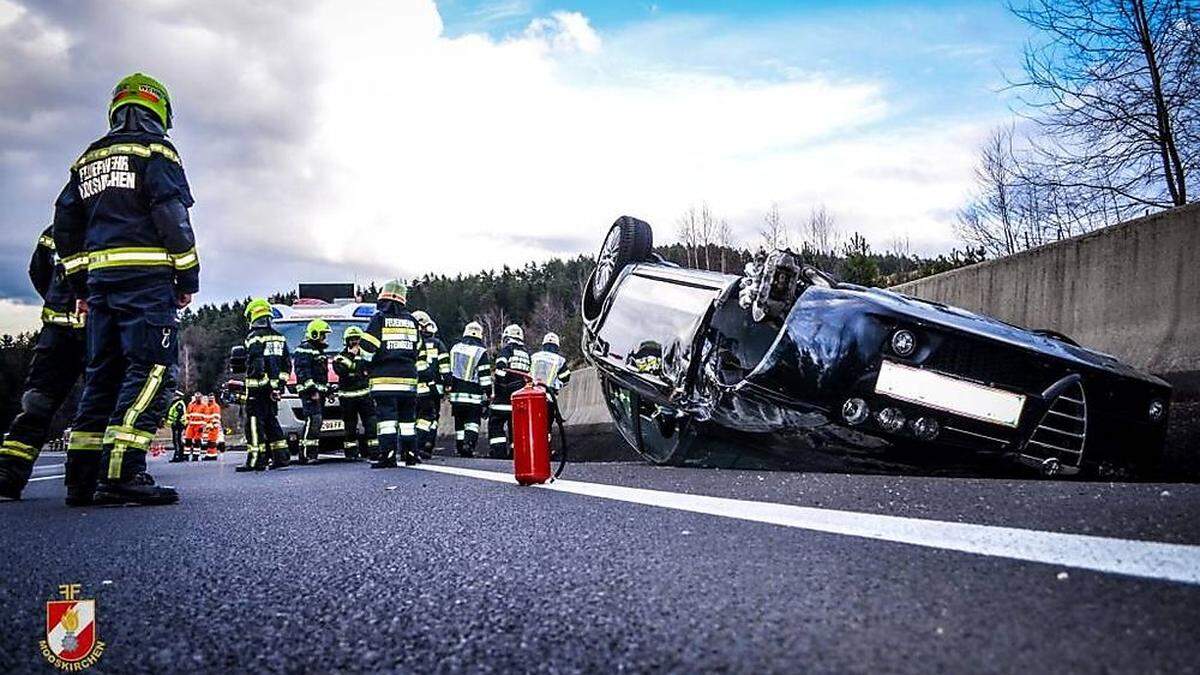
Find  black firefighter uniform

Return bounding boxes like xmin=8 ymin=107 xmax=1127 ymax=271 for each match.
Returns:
xmin=0 ymin=228 xmax=87 ymax=497
xmin=447 ymin=337 xmax=492 ymax=457
xmin=243 ymin=323 xmax=292 ymax=470
xmin=360 ymin=299 xmax=426 ymax=464
xmin=332 ymin=346 xmax=378 ymax=460
xmin=53 ymin=130 xmax=199 ymax=490
xmin=488 ymin=341 xmax=531 ymax=458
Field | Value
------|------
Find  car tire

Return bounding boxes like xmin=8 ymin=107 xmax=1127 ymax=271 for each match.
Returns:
xmin=584 ymin=216 xmax=653 ymax=319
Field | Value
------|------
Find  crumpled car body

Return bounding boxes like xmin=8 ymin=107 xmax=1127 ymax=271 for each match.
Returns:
xmin=581 ymin=220 xmax=1171 ymax=478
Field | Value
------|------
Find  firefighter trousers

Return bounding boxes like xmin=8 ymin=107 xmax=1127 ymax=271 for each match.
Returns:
xmin=71 ymin=282 xmax=177 ymax=483
xmin=299 ymin=394 xmax=324 ymax=460
xmin=0 ymin=324 xmax=86 ymax=483
xmin=450 ymin=401 xmax=483 ymax=456
xmin=245 ymin=394 xmax=287 ymax=469
xmin=340 ymin=394 xmax=377 ymax=459
xmin=416 ymin=393 xmax=441 ymax=453
xmin=170 ymin=424 xmax=184 ymax=460
xmin=372 ymin=392 xmax=416 ymax=462
xmin=487 ymin=402 xmax=512 ymax=459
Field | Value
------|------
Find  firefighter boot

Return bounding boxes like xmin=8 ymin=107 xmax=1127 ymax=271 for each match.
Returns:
xmin=64 ymin=452 xmax=101 ymax=507
xmin=94 ymin=473 xmax=179 ymax=506
xmin=0 ymin=456 xmax=33 ymax=500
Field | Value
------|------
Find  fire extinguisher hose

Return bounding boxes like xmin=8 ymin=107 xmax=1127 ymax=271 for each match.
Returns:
xmin=549 ymin=389 xmax=568 ymax=479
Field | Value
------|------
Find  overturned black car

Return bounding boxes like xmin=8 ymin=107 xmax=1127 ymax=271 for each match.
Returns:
xmin=581 ymin=217 xmax=1172 ymax=478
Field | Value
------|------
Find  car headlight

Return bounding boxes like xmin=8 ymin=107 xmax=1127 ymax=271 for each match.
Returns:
xmin=876 ymin=407 xmax=906 ymax=433
xmin=842 ymin=398 xmax=869 ymax=426
xmin=1149 ymin=399 xmax=1166 ymax=422
xmin=891 ymin=329 xmax=916 ymax=357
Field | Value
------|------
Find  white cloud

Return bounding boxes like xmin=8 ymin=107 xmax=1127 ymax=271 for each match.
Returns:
xmin=0 ymin=298 xmax=40 ymax=335
xmin=0 ymin=0 xmax=1002 ymax=323
xmin=523 ymin=11 xmax=601 ymax=54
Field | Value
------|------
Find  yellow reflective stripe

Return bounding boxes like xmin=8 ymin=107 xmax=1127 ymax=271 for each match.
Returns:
xmin=370 ymin=377 xmax=418 ymax=385
xmin=67 ymin=430 xmax=104 ymax=452
xmin=88 ymin=247 xmax=174 ymax=271
xmin=339 ymin=389 xmax=370 ymax=398
xmin=360 ymin=333 xmax=381 ymax=347
xmin=72 ymin=142 xmax=181 ymax=169
xmin=123 ymin=365 xmax=166 ymax=428
xmin=61 ymin=253 xmax=89 ymax=274
xmin=41 ymin=307 xmax=86 ymax=328
xmin=39 ymin=234 xmax=56 ymax=250
xmin=172 ymin=247 xmax=199 ymax=270
xmin=1 ymin=439 xmax=39 ymax=461
xmin=111 ymin=365 xmax=165 ymax=479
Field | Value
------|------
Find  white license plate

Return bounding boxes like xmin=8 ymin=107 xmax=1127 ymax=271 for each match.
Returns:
xmin=321 ymin=419 xmax=344 ymax=432
xmin=874 ymin=360 xmax=1025 ymax=428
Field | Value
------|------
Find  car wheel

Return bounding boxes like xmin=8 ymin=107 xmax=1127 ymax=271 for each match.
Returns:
xmin=585 ymin=216 xmax=653 ymax=317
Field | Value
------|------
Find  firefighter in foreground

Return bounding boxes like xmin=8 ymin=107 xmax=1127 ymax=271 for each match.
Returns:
xmin=332 ymin=325 xmax=377 ymax=461
xmin=237 ymin=298 xmax=292 ymax=472
xmin=294 ymin=320 xmax=332 ymax=464
xmin=359 ymin=280 xmax=425 ymax=467
xmin=488 ymin=324 xmax=531 ymax=459
xmin=53 ymin=72 xmax=198 ymax=505
xmin=412 ymin=310 xmax=449 ymax=458
xmin=447 ymin=321 xmax=491 ymax=457
xmin=166 ymin=391 xmax=186 ymax=462
xmin=0 ymin=228 xmax=88 ymax=500
xmin=530 ymin=331 xmax=572 ymax=427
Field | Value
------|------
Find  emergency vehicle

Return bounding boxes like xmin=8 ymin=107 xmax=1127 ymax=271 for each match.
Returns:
xmin=231 ymin=284 xmax=374 ymax=458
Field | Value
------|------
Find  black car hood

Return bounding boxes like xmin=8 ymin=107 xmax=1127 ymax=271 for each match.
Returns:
xmin=827 ymin=285 xmax=1164 ymax=385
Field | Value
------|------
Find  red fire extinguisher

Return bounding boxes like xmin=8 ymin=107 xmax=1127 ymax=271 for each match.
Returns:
xmin=510 ymin=382 xmax=567 ymax=485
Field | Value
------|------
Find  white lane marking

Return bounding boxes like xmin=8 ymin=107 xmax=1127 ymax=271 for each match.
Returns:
xmin=28 ymin=474 xmax=65 ymax=483
xmin=413 ymin=464 xmax=1200 ymax=586
xmin=33 ymin=463 xmax=65 ymax=472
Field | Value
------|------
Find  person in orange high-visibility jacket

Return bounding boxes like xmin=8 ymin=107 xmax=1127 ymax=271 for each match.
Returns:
xmin=184 ymin=394 xmax=205 ymax=461
xmin=201 ymin=395 xmax=221 ymax=460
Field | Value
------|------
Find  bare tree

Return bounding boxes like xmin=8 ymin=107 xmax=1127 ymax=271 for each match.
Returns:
xmin=529 ymin=292 xmax=568 ymax=343
xmin=477 ymin=305 xmax=508 ymax=352
xmin=1011 ymin=0 xmax=1200 ymax=210
xmin=799 ymin=204 xmax=840 ymax=255
xmin=716 ymin=218 xmax=736 ymax=273
xmin=956 ymin=126 xmax=1024 ymax=257
xmin=698 ymin=203 xmax=716 ymax=270
xmin=676 ymin=206 xmax=700 ymax=268
xmin=759 ymin=202 xmax=788 ymax=251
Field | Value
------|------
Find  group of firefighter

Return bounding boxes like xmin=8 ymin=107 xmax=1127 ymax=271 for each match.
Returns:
xmin=236 ymin=286 xmax=571 ymax=472
xmin=0 ymin=72 xmax=575 ymax=506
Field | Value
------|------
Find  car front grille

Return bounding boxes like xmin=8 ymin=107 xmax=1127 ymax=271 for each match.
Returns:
xmin=924 ymin=338 xmax=1059 ymax=393
xmin=1024 ymin=380 xmax=1086 ymax=470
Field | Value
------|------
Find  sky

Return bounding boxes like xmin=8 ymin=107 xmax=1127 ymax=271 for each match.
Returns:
xmin=0 ymin=0 xmax=1031 ymax=334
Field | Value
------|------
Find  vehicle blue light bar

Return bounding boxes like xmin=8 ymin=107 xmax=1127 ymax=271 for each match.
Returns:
xmin=353 ymin=305 xmax=376 ymax=317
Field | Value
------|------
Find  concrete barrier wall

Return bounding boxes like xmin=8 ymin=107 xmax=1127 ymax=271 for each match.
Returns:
xmin=893 ymin=203 xmax=1200 ymax=396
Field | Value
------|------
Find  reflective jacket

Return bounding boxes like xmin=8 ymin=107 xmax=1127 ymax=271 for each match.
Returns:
xmin=530 ymin=344 xmax=572 ymax=392
xmin=165 ymin=398 xmax=186 ymax=428
xmin=447 ymin=337 xmax=492 ymax=405
xmin=185 ymin=402 xmax=206 ymax=431
xmin=360 ymin=300 xmax=426 ymax=395
xmin=245 ymin=322 xmax=291 ymax=398
xmin=52 ymin=129 xmax=199 ymax=295
xmin=492 ymin=340 xmax=531 ymax=405
xmin=332 ymin=347 xmax=371 ymax=398
xmin=293 ymin=339 xmax=329 ymax=398
xmin=30 ymin=226 xmax=84 ymax=329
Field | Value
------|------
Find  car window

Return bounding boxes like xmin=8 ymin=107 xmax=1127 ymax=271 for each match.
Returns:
xmin=277 ymin=320 xmax=365 ymax=353
xmin=597 ymin=273 xmax=720 ymax=386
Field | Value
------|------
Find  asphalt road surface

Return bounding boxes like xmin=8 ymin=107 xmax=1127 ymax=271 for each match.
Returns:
xmin=2 ymin=449 xmax=1199 ymax=674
